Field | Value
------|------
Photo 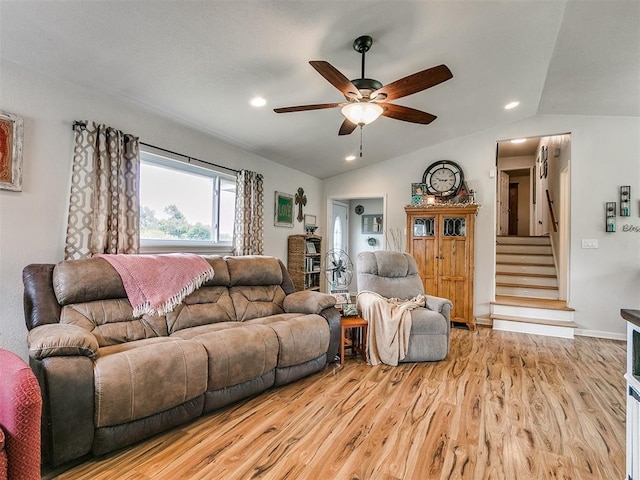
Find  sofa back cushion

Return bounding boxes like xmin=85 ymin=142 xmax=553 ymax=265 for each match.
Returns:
xmin=230 ymin=285 xmax=286 ymax=321
xmin=167 ymin=287 xmax=236 ymax=334
xmin=60 ymin=300 xmax=168 ymax=347
xmin=225 ymin=256 xmax=283 ymax=286
xmin=166 ymin=256 xmax=235 ymax=334
xmin=225 ymin=256 xmax=288 ymax=321
xmin=53 ymin=258 xmax=168 ymax=347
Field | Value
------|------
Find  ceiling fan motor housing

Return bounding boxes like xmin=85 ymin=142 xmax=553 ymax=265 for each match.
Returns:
xmin=351 ymin=78 xmax=383 ymax=98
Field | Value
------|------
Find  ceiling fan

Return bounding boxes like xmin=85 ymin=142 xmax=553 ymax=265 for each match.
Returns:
xmin=274 ymin=35 xmax=453 ymax=136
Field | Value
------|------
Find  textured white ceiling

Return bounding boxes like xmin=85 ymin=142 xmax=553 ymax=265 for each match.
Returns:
xmin=1 ymin=0 xmax=638 ymax=179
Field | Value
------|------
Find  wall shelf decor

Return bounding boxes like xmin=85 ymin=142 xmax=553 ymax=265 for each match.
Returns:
xmin=620 ymin=186 xmax=631 ymax=216
xmin=606 ymin=202 xmax=616 ymax=232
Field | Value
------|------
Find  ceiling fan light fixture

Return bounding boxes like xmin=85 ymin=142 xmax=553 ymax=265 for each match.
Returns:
xmin=341 ymin=102 xmax=384 ymax=126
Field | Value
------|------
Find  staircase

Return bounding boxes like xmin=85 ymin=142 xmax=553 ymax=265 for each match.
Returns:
xmin=490 ymin=236 xmax=576 ymax=338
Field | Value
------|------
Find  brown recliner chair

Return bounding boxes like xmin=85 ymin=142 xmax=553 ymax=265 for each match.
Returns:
xmin=356 ymin=251 xmax=452 ymax=363
xmin=0 ymin=349 xmax=42 ymax=480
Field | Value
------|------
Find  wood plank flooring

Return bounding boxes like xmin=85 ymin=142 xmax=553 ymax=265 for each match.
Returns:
xmin=48 ymin=327 xmax=626 ymax=480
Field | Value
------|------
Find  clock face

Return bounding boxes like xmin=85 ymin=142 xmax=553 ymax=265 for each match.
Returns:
xmin=422 ymin=160 xmax=464 ymax=198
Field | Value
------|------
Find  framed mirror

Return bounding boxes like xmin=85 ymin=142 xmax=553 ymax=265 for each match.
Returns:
xmin=362 ymin=214 xmax=383 ymax=234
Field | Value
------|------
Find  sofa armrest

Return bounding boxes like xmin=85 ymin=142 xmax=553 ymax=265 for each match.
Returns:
xmin=424 ymin=295 xmax=453 ymax=320
xmin=28 ymin=324 xmax=98 ymax=360
xmin=283 ymin=291 xmax=336 ymax=315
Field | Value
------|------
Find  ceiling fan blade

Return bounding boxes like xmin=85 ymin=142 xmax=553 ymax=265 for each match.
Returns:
xmin=372 ymin=64 xmax=453 ymax=101
xmin=274 ymin=103 xmax=341 ymax=113
xmin=382 ymin=103 xmax=437 ymax=124
xmin=309 ymin=61 xmax=362 ymax=100
xmin=338 ymin=118 xmax=358 ymax=136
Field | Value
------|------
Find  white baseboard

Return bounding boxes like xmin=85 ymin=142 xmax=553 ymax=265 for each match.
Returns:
xmin=574 ymin=328 xmax=626 ymax=341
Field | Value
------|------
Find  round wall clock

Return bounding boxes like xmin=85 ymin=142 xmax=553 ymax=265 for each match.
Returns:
xmin=422 ymin=160 xmax=464 ymax=198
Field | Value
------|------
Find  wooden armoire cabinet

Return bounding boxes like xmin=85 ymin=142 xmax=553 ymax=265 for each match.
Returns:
xmin=405 ymin=204 xmax=479 ymax=329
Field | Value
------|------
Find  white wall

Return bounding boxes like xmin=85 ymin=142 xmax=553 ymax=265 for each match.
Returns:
xmin=0 ymin=59 xmax=323 ymax=358
xmin=324 ymin=114 xmax=640 ymax=339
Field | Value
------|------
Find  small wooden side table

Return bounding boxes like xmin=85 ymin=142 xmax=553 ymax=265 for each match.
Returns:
xmin=340 ymin=316 xmax=368 ymax=365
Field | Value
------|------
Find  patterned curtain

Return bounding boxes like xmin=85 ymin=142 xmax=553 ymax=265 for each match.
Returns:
xmin=64 ymin=121 xmax=140 ymax=260
xmin=232 ymin=169 xmax=264 ymax=255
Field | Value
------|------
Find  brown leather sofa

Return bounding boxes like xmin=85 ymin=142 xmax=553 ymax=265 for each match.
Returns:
xmin=22 ymin=255 xmax=340 ymax=468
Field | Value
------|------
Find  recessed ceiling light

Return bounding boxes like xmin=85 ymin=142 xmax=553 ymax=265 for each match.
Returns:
xmin=345 ymin=155 xmax=356 ymax=161
xmin=504 ymin=101 xmax=520 ymax=110
xmin=250 ymin=96 xmax=267 ymax=107
xmin=510 ymin=138 xmax=527 ymax=144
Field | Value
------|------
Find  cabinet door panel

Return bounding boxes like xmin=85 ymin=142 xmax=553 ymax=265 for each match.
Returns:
xmin=412 ymin=238 xmax=437 ymax=294
xmin=438 ymin=277 xmax=468 ymax=322
xmin=439 ymin=237 xmax=468 ymax=278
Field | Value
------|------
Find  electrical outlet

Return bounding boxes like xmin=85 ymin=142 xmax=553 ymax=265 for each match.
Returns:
xmin=581 ymin=239 xmax=599 ymax=249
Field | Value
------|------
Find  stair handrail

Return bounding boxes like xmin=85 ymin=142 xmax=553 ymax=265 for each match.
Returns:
xmin=546 ymin=189 xmax=559 ymax=233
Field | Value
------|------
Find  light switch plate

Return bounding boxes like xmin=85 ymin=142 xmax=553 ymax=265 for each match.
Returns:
xmin=581 ymin=239 xmax=599 ymax=249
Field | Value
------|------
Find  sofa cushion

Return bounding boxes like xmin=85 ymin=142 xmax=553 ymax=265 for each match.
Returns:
xmin=60 ymin=299 xmax=167 ymax=347
xmin=167 ymin=286 xmax=235 ymax=334
xmin=169 ymin=321 xmax=245 ymax=340
xmin=226 ymin=256 xmax=283 ymax=287
xmin=53 ymin=258 xmax=126 ymax=305
xmin=190 ymin=324 xmax=279 ymax=391
xmin=28 ymin=324 xmax=99 ymax=359
xmin=201 ymin=256 xmax=231 ymax=286
xmin=246 ymin=314 xmax=330 ymax=368
xmin=94 ymin=338 xmax=207 ymax=427
xmin=230 ymin=285 xmax=286 ymax=322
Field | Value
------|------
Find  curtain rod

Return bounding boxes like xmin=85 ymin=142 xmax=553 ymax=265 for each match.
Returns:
xmin=72 ymin=121 xmax=240 ymax=174
xmin=139 ymin=142 xmax=240 ymax=174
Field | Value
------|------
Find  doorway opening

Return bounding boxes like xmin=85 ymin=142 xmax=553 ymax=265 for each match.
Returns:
xmin=495 ymin=133 xmax=571 ymax=302
xmin=327 ymin=195 xmax=387 ymax=295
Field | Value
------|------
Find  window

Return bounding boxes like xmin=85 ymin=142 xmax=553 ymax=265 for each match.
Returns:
xmin=139 ymin=149 xmax=236 ymax=252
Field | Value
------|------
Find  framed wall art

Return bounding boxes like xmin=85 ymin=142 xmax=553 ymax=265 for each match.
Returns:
xmin=274 ymin=191 xmax=294 ymax=227
xmin=362 ymin=214 xmax=383 ymax=234
xmin=0 ymin=111 xmax=24 ymax=191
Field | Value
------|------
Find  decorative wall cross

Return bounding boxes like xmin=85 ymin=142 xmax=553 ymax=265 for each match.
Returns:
xmin=295 ymin=187 xmax=307 ymax=222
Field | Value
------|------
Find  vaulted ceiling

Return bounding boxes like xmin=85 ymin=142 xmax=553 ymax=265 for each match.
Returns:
xmin=1 ymin=1 xmax=638 ymax=179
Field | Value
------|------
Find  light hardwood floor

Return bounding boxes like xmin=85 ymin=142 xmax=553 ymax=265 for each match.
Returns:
xmin=49 ymin=327 xmax=626 ymax=480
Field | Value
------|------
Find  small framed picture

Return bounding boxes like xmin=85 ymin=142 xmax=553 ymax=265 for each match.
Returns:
xmin=0 ymin=110 xmax=24 ymax=191
xmin=411 ymin=183 xmax=427 ymax=205
xmin=274 ymin=191 xmax=294 ymax=227
xmin=330 ymin=289 xmax=350 ymax=306
xmin=342 ymin=303 xmax=359 ymax=317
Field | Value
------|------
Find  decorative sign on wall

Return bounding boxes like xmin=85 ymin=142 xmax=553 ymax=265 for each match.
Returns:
xmin=274 ymin=191 xmax=294 ymax=227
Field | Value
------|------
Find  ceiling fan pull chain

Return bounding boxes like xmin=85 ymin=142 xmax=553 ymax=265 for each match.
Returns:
xmin=360 ymin=126 xmax=364 ymax=158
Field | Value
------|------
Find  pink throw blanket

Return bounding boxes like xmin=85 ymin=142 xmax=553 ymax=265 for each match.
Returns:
xmin=95 ymin=253 xmax=215 ymax=317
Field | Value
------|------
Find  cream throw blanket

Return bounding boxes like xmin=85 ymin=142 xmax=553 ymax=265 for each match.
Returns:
xmin=95 ymin=253 xmax=215 ymax=317
xmin=357 ymin=291 xmax=427 ymax=366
